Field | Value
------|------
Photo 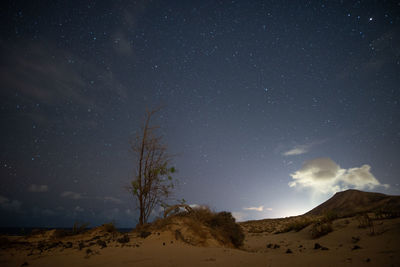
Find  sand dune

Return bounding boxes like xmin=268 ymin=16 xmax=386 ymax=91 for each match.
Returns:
xmin=1 ymin=190 xmax=400 ymax=267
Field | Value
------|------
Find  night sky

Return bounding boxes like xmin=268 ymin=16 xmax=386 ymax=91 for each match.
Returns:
xmin=1 ymin=0 xmax=399 ymax=228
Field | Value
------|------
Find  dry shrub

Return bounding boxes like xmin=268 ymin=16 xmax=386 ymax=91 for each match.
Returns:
xmin=208 ymin=211 xmax=245 ymax=248
xmin=279 ymin=218 xmax=314 ymax=233
xmin=310 ymin=222 xmax=332 ymax=239
xmin=72 ymin=222 xmax=89 ymax=235
xmin=102 ymin=222 xmax=117 ymax=233
xmin=149 ymin=206 xmax=245 ymax=247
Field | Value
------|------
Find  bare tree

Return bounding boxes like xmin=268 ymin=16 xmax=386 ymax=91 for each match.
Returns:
xmin=129 ymin=108 xmax=176 ymax=226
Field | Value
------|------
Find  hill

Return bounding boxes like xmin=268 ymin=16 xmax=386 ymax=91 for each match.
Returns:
xmin=305 ymin=189 xmax=400 ymax=217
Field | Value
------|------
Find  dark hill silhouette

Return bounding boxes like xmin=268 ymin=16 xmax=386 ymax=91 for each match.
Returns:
xmin=305 ymin=189 xmax=400 ymax=217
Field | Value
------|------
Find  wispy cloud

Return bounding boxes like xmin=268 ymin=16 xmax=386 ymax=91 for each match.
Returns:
xmin=0 ymin=195 xmax=22 ymax=211
xmin=243 ymin=205 xmax=264 ymax=212
xmin=0 ymin=41 xmax=127 ymax=126
xmin=283 ymin=146 xmax=309 ymax=156
xmin=283 ymin=140 xmax=327 ymax=156
xmin=28 ymin=184 xmax=49 ymax=193
xmin=289 ymin=157 xmax=389 ymax=194
xmin=103 ymin=196 xmax=123 ymax=204
xmin=61 ymin=191 xmax=84 ymax=200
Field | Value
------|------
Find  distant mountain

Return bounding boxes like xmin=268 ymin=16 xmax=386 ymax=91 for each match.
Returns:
xmin=305 ymin=189 xmax=400 ymax=216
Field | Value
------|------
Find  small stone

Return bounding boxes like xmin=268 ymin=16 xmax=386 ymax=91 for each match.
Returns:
xmin=366 ymin=258 xmax=371 ymax=262
xmin=64 ymin=242 xmax=73 ymax=248
xmin=273 ymin=244 xmax=280 ymax=249
xmin=266 ymin=243 xmax=273 ymax=248
xmin=78 ymin=242 xmax=85 ymax=250
xmin=314 ymin=243 xmax=321 ymax=249
xmin=352 ymin=245 xmax=361 ymax=250
xmin=286 ymin=249 xmax=293 ymax=254
xmin=163 ymin=242 xmax=166 ymax=246
xmin=21 ymin=262 xmax=29 ymax=267
xmin=352 ymin=236 xmax=360 ymax=243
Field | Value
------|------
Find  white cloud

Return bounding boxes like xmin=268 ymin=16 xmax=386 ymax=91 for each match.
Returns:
xmin=28 ymin=184 xmax=49 ymax=192
xmin=61 ymin=191 xmax=83 ymax=199
xmin=243 ymin=205 xmax=264 ymax=212
xmin=289 ymin=157 xmax=388 ymax=194
xmin=0 ymin=195 xmax=22 ymax=211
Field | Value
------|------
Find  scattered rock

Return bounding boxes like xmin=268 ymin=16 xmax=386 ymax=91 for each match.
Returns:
xmin=298 ymin=245 xmax=303 ymax=248
xmin=170 ymin=241 xmax=173 ymax=244
xmin=88 ymin=242 xmax=96 ymax=246
xmin=273 ymin=244 xmax=280 ymax=249
xmin=21 ymin=262 xmax=29 ymax=266
xmin=352 ymin=245 xmax=361 ymax=250
xmin=286 ymin=249 xmax=293 ymax=254
xmin=64 ymin=242 xmax=73 ymax=248
xmin=96 ymin=240 xmax=107 ymax=249
xmin=117 ymin=234 xmax=130 ymax=244
xmin=140 ymin=231 xmax=151 ymax=239
xmin=366 ymin=258 xmax=371 ymax=263
xmin=352 ymin=236 xmax=360 ymax=243
xmin=78 ymin=242 xmax=85 ymax=250
xmin=163 ymin=242 xmax=166 ymax=246
xmin=314 ymin=243 xmax=328 ymax=250
xmin=266 ymin=243 xmax=273 ymax=248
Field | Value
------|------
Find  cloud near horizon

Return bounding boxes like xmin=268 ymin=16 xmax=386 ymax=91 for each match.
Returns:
xmin=0 ymin=195 xmax=22 ymax=211
xmin=61 ymin=191 xmax=83 ymax=200
xmin=28 ymin=184 xmax=49 ymax=193
xmin=243 ymin=205 xmax=272 ymax=212
xmin=289 ymin=158 xmax=388 ymax=194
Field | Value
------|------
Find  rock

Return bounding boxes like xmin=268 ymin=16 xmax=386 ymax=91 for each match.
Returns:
xmin=21 ymin=262 xmax=29 ymax=266
xmin=86 ymin=248 xmax=93 ymax=255
xmin=286 ymin=249 xmax=293 ymax=254
xmin=366 ymin=258 xmax=371 ymax=262
xmin=140 ymin=231 xmax=151 ymax=239
xmin=314 ymin=243 xmax=328 ymax=250
xmin=266 ymin=243 xmax=273 ymax=248
xmin=96 ymin=240 xmax=107 ymax=249
xmin=163 ymin=242 xmax=166 ymax=246
xmin=352 ymin=236 xmax=360 ymax=243
xmin=78 ymin=242 xmax=85 ymax=250
xmin=64 ymin=242 xmax=73 ymax=248
xmin=117 ymin=234 xmax=130 ymax=244
xmin=352 ymin=245 xmax=361 ymax=250
xmin=273 ymin=244 xmax=280 ymax=249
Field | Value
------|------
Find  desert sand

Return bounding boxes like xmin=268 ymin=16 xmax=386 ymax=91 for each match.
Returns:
xmin=1 ymin=190 xmax=400 ymax=267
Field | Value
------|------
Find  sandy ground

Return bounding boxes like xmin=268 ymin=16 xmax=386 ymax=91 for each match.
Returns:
xmin=1 ymin=216 xmax=399 ymax=267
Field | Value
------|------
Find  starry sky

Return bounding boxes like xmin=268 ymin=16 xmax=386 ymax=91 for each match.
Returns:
xmin=1 ymin=0 xmax=399 ymax=228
